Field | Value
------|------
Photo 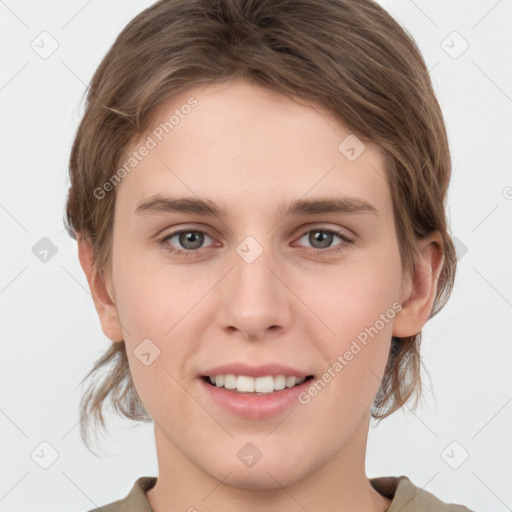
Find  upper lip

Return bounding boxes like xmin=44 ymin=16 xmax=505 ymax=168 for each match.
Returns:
xmin=201 ymin=362 xmax=313 ymax=378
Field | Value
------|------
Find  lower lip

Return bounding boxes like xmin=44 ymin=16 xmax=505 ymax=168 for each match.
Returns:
xmin=199 ymin=377 xmax=313 ymax=420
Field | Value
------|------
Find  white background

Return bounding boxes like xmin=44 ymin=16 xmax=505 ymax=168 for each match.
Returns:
xmin=0 ymin=1 xmax=511 ymax=511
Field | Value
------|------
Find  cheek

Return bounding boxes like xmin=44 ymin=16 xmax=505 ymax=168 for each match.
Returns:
xmin=307 ymin=254 xmax=402 ymax=339
xmin=111 ymin=262 xmax=200 ymax=421
xmin=301 ymin=248 xmax=402 ymax=391
xmin=112 ymin=251 xmax=197 ymax=340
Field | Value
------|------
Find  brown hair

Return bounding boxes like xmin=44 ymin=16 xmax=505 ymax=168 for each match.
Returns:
xmin=65 ymin=0 xmax=457 ymax=450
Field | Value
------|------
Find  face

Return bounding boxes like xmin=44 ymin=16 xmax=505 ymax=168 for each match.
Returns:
xmin=103 ymin=79 xmax=412 ymax=489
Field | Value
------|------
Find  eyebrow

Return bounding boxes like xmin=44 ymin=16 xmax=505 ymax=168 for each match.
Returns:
xmin=134 ymin=194 xmax=378 ymax=218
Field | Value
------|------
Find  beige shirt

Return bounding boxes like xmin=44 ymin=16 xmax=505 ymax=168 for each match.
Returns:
xmin=89 ymin=475 xmax=474 ymax=511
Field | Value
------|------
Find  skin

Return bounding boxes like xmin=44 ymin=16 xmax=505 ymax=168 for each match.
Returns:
xmin=78 ymin=78 xmax=443 ymax=512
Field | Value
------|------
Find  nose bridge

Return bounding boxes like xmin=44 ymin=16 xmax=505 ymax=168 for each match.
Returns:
xmin=232 ymin=234 xmax=280 ymax=309
xmin=218 ymin=233 xmax=292 ymax=335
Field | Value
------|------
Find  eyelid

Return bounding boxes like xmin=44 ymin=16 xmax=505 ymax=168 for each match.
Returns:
xmin=158 ymin=223 xmax=354 ymax=243
xmin=159 ymin=223 xmax=355 ymax=258
xmin=160 ymin=228 xmax=218 ymax=248
xmin=295 ymin=223 xmax=355 ymax=240
xmin=156 ymin=222 xmax=219 ymax=238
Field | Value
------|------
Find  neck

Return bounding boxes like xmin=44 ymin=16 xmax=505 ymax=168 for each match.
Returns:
xmin=146 ymin=420 xmax=391 ymax=512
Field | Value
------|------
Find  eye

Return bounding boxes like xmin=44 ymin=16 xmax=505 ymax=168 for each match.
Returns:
xmin=158 ymin=226 xmax=354 ymax=258
xmin=159 ymin=229 xmax=216 ymax=257
xmin=295 ymin=227 xmax=354 ymax=256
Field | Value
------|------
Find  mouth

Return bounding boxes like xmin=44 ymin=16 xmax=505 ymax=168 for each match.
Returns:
xmin=201 ymin=374 xmax=315 ymax=395
xmin=199 ymin=372 xmax=316 ymax=419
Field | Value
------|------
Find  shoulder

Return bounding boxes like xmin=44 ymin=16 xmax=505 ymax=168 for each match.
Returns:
xmin=87 ymin=474 xmax=475 ymax=512
xmin=370 ymin=475 xmax=475 ymax=511
xmin=87 ymin=476 xmax=157 ymax=512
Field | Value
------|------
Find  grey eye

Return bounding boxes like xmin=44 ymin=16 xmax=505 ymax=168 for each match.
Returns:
xmin=177 ymin=231 xmax=205 ymax=250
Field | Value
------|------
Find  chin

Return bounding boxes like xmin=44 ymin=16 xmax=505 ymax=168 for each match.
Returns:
xmin=209 ymin=456 xmax=311 ymax=491
xmin=223 ymin=469 xmax=300 ymax=491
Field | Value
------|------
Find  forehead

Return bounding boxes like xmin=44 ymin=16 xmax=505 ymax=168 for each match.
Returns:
xmin=116 ymin=79 xmax=391 ymax=219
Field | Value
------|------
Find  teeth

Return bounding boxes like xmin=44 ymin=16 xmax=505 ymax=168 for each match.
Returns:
xmin=255 ymin=375 xmax=276 ymax=392
xmin=224 ymin=374 xmax=237 ymax=389
xmin=237 ymin=375 xmax=255 ymax=392
xmin=286 ymin=376 xmax=297 ymax=388
xmin=273 ymin=375 xmax=287 ymax=391
xmin=207 ymin=374 xmax=307 ymax=393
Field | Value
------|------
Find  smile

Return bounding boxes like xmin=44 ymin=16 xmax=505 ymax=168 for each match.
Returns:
xmin=199 ymin=374 xmax=315 ymax=420
xmin=204 ymin=374 xmax=312 ymax=394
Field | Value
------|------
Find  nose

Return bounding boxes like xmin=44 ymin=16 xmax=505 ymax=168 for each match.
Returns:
xmin=217 ymin=240 xmax=294 ymax=342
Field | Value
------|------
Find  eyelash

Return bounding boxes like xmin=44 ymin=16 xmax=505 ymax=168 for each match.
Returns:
xmin=158 ymin=227 xmax=354 ymax=258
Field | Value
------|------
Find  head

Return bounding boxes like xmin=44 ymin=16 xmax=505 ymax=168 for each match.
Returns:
xmin=65 ymin=0 xmax=456 ymax=480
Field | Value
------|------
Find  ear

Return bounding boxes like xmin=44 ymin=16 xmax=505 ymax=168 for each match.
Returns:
xmin=76 ymin=233 xmax=124 ymax=343
xmin=393 ymin=231 xmax=444 ymax=338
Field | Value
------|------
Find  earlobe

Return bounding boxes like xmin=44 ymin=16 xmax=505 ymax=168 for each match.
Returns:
xmin=76 ymin=233 xmax=124 ymax=343
xmin=393 ymin=231 xmax=444 ymax=338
